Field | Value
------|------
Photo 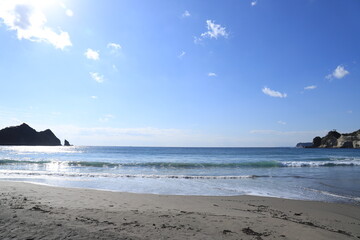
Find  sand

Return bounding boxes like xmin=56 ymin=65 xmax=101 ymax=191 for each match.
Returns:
xmin=0 ymin=181 xmax=359 ymax=239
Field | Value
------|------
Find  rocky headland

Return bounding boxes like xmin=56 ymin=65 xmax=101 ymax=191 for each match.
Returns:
xmin=0 ymin=123 xmax=65 ymax=146
xmin=297 ymin=129 xmax=360 ymax=148
xmin=295 ymin=142 xmax=313 ymax=148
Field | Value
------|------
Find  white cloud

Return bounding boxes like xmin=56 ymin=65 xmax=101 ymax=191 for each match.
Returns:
xmin=90 ymin=72 xmax=104 ymax=83
xmin=262 ymin=87 xmax=287 ymax=98
xmin=84 ymin=48 xmax=100 ymax=60
xmin=47 ymin=124 xmax=253 ymax=147
xmin=201 ymin=20 xmax=228 ymax=39
xmin=304 ymin=85 xmax=317 ymax=90
xmin=326 ymin=65 xmax=349 ymax=80
xmin=107 ymin=42 xmax=122 ymax=55
xmin=112 ymin=64 xmax=118 ymax=72
xmin=182 ymin=10 xmax=190 ymax=18
xmin=250 ymin=129 xmax=326 ymax=136
xmin=0 ymin=0 xmax=72 ymax=50
xmin=99 ymin=114 xmax=114 ymax=122
xmin=65 ymin=9 xmax=73 ymax=17
xmin=333 ymin=65 xmax=349 ymax=79
xmin=193 ymin=36 xmax=203 ymax=44
xmin=59 ymin=2 xmax=73 ymax=17
xmin=208 ymin=72 xmax=217 ymax=77
xmin=178 ymin=51 xmax=186 ymax=59
xmin=107 ymin=42 xmax=121 ymax=50
xmin=249 ymin=129 xmax=329 ymax=146
xmin=91 ymin=96 xmax=98 ymax=99
xmin=251 ymin=1 xmax=257 ymax=6
xmin=277 ymin=120 xmax=286 ymax=125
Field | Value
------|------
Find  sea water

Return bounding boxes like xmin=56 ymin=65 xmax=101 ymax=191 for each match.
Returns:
xmin=0 ymin=146 xmax=359 ymax=204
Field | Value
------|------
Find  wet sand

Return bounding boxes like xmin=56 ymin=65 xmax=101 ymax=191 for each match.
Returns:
xmin=0 ymin=181 xmax=359 ymax=239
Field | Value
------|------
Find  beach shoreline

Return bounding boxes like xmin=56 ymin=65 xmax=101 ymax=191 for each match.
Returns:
xmin=0 ymin=181 xmax=359 ymax=239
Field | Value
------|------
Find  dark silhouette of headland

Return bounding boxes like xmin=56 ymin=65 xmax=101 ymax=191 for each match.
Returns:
xmin=0 ymin=123 xmax=70 ymax=146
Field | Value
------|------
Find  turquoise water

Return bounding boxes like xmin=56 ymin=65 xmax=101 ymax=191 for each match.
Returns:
xmin=0 ymin=146 xmax=359 ymax=204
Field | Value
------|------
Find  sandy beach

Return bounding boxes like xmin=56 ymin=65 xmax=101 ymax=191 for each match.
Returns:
xmin=0 ymin=181 xmax=358 ymax=239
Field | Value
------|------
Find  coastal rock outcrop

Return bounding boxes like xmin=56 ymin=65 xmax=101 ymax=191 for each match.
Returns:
xmin=64 ymin=139 xmax=72 ymax=146
xmin=296 ymin=142 xmax=313 ymax=148
xmin=337 ymin=131 xmax=360 ymax=148
xmin=297 ymin=129 xmax=360 ymax=148
xmin=312 ymin=136 xmax=322 ymax=148
xmin=0 ymin=123 xmax=61 ymax=146
xmin=319 ymin=130 xmax=340 ymax=148
xmin=317 ymin=130 xmax=360 ymax=148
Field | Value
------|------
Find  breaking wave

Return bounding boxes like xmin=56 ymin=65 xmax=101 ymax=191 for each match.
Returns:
xmin=0 ymin=170 xmax=258 ymax=179
xmin=1 ymin=159 xmax=360 ymax=168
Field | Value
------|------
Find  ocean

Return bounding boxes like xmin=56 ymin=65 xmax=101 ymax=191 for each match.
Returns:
xmin=0 ymin=146 xmax=359 ymax=204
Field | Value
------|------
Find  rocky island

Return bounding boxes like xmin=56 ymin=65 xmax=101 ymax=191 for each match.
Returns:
xmin=64 ymin=139 xmax=72 ymax=146
xmin=297 ymin=129 xmax=360 ymax=148
xmin=0 ymin=123 xmax=67 ymax=146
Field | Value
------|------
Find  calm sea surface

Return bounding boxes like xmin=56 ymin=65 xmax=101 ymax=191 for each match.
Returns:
xmin=0 ymin=146 xmax=359 ymax=204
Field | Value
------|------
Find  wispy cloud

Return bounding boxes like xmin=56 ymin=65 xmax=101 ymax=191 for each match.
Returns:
xmin=0 ymin=0 xmax=72 ymax=50
xmin=50 ymin=125 xmax=193 ymax=146
xmin=107 ymin=42 xmax=121 ymax=51
xmin=193 ymin=36 xmax=203 ymax=44
xmin=84 ymin=48 xmax=100 ymax=60
xmin=99 ymin=114 xmax=114 ymax=122
xmin=326 ymin=65 xmax=349 ymax=80
xmin=277 ymin=121 xmax=287 ymax=125
xmin=249 ymin=129 xmax=329 ymax=146
xmin=91 ymin=96 xmax=98 ymax=99
xmin=182 ymin=10 xmax=190 ymax=18
xmin=208 ymin=72 xmax=217 ymax=77
xmin=201 ymin=20 xmax=229 ymax=39
xmin=65 ymin=9 xmax=73 ymax=17
xmin=90 ymin=72 xmax=105 ymax=83
xmin=262 ymin=87 xmax=287 ymax=98
xmin=178 ymin=51 xmax=186 ymax=59
xmin=304 ymin=85 xmax=317 ymax=90
xmin=59 ymin=2 xmax=73 ymax=17
xmin=251 ymin=1 xmax=257 ymax=6
xmin=194 ymin=20 xmax=228 ymax=44
xmin=250 ymin=129 xmax=326 ymax=136
xmin=47 ymin=124 xmax=253 ymax=147
xmin=347 ymin=110 xmax=353 ymax=114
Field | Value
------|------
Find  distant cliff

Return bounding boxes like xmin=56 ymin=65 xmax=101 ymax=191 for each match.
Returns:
xmin=0 ymin=123 xmax=61 ymax=146
xmin=296 ymin=142 xmax=313 ymax=148
xmin=297 ymin=130 xmax=360 ymax=148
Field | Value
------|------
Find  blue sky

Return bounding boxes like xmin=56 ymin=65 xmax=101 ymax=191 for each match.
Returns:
xmin=0 ymin=0 xmax=359 ymax=146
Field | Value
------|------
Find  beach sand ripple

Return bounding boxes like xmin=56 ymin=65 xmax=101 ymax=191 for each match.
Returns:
xmin=0 ymin=181 xmax=359 ymax=239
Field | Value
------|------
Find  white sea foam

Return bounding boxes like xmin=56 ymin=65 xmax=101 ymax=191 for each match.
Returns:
xmin=281 ymin=160 xmax=360 ymax=167
xmin=0 ymin=146 xmax=82 ymax=154
xmin=0 ymin=170 xmax=257 ymax=179
xmin=1 ymin=158 xmax=360 ymax=168
xmin=304 ymin=188 xmax=360 ymax=202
